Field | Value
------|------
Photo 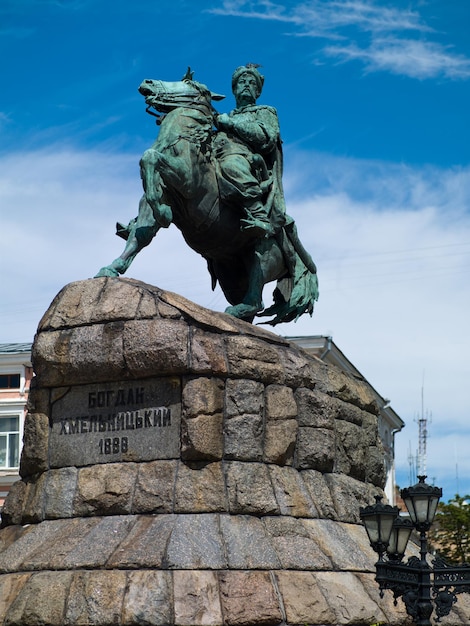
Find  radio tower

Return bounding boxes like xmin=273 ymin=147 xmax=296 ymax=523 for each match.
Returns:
xmin=417 ymin=384 xmax=431 ymax=477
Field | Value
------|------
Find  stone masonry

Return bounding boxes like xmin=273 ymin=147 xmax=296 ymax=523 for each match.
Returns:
xmin=0 ymin=277 xmax=468 ymax=625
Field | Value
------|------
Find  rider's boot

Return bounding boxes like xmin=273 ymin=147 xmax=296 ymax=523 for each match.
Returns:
xmin=240 ymin=201 xmax=273 ymax=237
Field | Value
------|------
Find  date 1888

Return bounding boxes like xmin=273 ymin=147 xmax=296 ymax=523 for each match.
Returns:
xmin=99 ymin=437 xmax=129 ymax=455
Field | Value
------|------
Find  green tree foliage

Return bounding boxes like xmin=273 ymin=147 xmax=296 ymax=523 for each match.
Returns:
xmin=430 ymin=495 xmax=470 ymax=565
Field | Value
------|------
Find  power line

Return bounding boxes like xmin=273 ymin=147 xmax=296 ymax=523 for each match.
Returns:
xmin=320 ymin=241 xmax=470 ymax=267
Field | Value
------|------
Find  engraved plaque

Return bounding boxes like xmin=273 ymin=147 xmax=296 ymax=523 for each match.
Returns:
xmin=50 ymin=377 xmax=181 ymax=467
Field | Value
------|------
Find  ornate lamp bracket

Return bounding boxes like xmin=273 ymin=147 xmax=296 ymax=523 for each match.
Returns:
xmin=432 ymin=556 xmax=470 ymax=620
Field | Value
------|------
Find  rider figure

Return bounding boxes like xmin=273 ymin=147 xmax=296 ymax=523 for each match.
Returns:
xmin=214 ymin=65 xmax=285 ymax=237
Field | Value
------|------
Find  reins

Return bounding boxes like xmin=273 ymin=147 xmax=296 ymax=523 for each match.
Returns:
xmin=144 ymin=81 xmax=215 ymax=125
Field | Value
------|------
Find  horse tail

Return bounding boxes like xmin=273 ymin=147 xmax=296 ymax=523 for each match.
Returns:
xmin=283 ymin=216 xmax=317 ymax=274
xmin=258 ymin=222 xmax=319 ymax=325
xmin=259 ymin=262 xmax=318 ymax=325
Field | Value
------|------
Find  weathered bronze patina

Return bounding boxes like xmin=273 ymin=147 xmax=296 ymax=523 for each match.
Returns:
xmin=96 ymin=65 xmax=318 ymax=324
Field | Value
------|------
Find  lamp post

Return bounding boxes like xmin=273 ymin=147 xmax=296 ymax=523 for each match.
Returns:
xmin=360 ymin=476 xmax=470 ymax=625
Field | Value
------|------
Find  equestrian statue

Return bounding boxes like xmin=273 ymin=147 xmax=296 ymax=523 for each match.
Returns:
xmin=96 ymin=65 xmax=319 ymax=325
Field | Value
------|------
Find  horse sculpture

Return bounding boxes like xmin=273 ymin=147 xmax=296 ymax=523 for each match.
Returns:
xmin=96 ymin=72 xmax=318 ymax=325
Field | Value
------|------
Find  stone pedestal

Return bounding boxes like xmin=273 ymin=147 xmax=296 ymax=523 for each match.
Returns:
xmin=1 ymin=278 xmax=468 ymax=625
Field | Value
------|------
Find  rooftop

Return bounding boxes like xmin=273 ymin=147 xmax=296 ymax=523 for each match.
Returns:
xmin=0 ymin=343 xmax=33 ymax=354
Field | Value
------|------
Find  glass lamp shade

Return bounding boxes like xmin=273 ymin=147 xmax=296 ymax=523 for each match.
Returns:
xmin=401 ymin=476 xmax=442 ymax=530
xmin=360 ymin=496 xmax=399 ymax=554
xmin=386 ymin=517 xmax=414 ymax=560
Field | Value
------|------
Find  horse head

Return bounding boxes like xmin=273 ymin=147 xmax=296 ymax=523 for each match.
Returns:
xmin=139 ymin=75 xmax=225 ymax=117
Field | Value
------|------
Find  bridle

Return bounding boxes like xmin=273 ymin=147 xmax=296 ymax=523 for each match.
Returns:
xmin=143 ymin=80 xmax=216 ymax=125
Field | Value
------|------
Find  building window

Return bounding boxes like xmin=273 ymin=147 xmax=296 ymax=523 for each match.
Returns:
xmin=0 ymin=415 xmax=20 ymax=468
xmin=0 ymin=374 xmax=21 ymax=389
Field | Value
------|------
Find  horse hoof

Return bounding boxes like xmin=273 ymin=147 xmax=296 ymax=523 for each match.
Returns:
xmin=225 ymin=303 xmax=262 ymax=321
xmin=95 ymin=267 xmax=120 ymax=278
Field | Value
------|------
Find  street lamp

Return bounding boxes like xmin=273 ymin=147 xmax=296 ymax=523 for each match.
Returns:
xmin=360 ymin=476 xmax=470 ymax=626
xmin=401 ymin=477 xmax=442 ymax=533
xmin=387 ymin=516 xmax=414 ymax=561
xmin=360 ymin=495 xmax=399 ymax=558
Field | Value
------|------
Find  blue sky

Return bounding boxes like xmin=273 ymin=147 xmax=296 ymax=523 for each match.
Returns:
xmin=1 ymin=0 xmax=470 ymax=501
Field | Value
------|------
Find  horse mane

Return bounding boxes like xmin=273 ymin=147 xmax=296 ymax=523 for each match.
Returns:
xmin=183 ymin=78 xmax=212 ymax=101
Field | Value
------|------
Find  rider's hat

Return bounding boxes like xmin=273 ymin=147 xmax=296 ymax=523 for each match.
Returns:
xmin=231 ymin=64 xmax=264 ymax=95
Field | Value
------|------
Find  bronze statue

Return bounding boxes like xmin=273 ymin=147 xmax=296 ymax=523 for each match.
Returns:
xmin=96 ymin=66 xmax=318 ymax=325
xmin=214 ymin=65 xmax=283 ymax=237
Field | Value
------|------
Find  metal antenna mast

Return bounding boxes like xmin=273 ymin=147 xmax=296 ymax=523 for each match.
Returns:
xmin=408 ymin=441 xmax=416 ymax=485
xmin=417 ymin=381 xmax=431 ymax=477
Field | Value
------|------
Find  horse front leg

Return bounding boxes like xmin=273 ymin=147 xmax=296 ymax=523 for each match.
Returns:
xmin=95 ymin=195 xmax=160 ymax=277
xmin=142 ymin=140 xmax=195 ymax=198
xmin=140 ymin=148 xmax=173 ymax=227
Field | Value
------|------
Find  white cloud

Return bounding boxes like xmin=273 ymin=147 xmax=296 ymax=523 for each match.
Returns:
xmin=211 ymin=0 xmax=429 ymax=33
xmin=210 ymin=0 xmax=300 ymax=23
xmin=325 ymin=38 xmax=470 ymax=79
xmin=0 ymin=148 xmax=223 ymax=343
xmin=297 ymin=0 xmax=430 ymax=35
xmin=211 ymin=0 xmax=470 ymax=80
xmin=278 ymin=153 xmax=470 ymax=498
